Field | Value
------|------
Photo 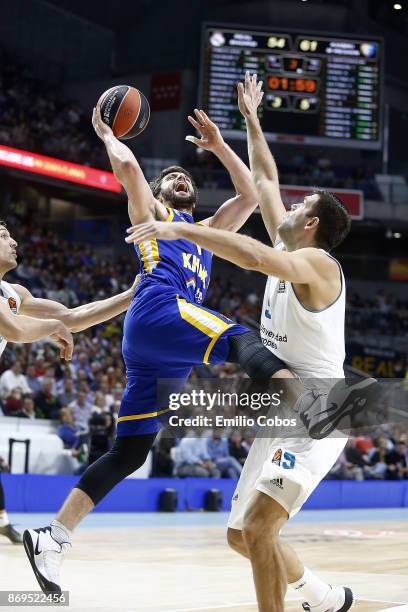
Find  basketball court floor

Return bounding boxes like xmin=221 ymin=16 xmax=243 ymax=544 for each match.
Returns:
xmin=1 ymin=508 xmax=407 ymax=611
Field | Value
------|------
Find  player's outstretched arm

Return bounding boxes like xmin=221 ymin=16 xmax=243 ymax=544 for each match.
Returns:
xmin=126 ymin=221 xmax=329 ymax=285
xmin=238 ymin=72 xmax=287 ymax=245
xmin=0 ymin=301 xmax=73 ymax=360
xmin=92 ymin=107 xmax=167 ymax=224
xmin=186 ymin=109 xmax=258 ymax=232
xmin=13 ymin=277 xmax=139 ymax=334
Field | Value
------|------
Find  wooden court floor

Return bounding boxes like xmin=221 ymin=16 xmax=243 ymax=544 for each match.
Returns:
xmin=1 ymin=513 xmax=408 ymax=611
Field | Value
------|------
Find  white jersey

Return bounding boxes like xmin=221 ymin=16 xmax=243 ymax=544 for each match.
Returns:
xmin=260 ymin=245 xmax=345 ymax=380
xmin=0 ymin=281 xmax=21 ymax=358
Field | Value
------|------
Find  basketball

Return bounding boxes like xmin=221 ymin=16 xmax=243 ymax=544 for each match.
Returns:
xmin=97 ymin=85 xmax=150 ymax=140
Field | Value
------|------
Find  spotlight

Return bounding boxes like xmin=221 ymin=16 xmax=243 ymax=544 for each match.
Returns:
xmin=393 ymin=3 xmax=402 ymax=10
xmin=393 ymin=232 xmax=402 ymax=239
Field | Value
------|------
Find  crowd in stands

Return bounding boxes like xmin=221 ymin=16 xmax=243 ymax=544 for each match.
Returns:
xmin=0 ymin=214 xmax=406 ymax=480
xmin=0 ymin=47 xmax=107 ymax=169
xmin=184 ymin=149 xmax=383 ymax=200
xmin=1 ymin=45 xmax=383 ymax=200
xmin=346 ymin=289 xmax=408 ymax=338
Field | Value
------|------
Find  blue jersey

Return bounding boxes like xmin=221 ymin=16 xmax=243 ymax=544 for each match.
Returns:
xmin=134 ymin=207 xmax=212 ymax=305
xmin=118 ymin=205 xmax=249 ymax=437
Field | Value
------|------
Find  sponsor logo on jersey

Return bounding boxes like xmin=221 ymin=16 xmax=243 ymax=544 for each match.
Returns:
xmin=270 ymin=478 xmax=283 ymax=489
xmin=182 ymin=252 xmax=208 ymax=288
xmin=271 ymin=448 xmax=282 ymax=466
xmin=8 ymin=296 xmax=17 ymax=314
xmin=278 ymin=280 xmax=286 ymax=293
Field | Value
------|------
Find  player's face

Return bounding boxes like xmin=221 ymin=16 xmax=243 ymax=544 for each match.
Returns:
xmin=159 ymin=172 xmax=196 ymax=209
xmin=0 ymin=226 xmax=18 ymax=271
xmin=278 ymin=194 xmax=319 ymax=241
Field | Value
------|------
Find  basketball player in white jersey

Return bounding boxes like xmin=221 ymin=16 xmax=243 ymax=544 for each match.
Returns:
xmin=126 ymin=74 xmax=360 ymax=611
xmin=0 ymin=221 xmax=137 ymax=543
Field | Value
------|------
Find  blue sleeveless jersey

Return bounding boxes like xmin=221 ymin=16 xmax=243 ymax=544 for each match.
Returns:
xmin=118 ymin=205 xmax=250 ymax=437
xmin=134 ymin=208 xmax=212 ymax=305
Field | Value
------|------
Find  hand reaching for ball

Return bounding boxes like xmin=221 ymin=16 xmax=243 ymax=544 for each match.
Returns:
xmin=92 ymin=105 xmax=114 ymax=141
xmin=237 ymin=72 xmax=264 ymax=120
xmin=185 ymin=109 xmax=224 ymax=153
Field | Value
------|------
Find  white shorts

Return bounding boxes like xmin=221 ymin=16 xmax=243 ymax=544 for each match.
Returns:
xmin=228 ymin=433 xmax=347 ymax=530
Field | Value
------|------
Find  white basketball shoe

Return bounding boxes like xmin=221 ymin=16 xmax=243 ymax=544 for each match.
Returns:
xmin=302 ymin=586 xmax=354 ymax=612
xmin=23 ymin=526 xmax=70 ymax=593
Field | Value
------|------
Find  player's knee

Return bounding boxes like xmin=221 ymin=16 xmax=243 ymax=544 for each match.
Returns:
xmin=242 ymin=494 xmax=286 ymax=551
xmin=227 ymin=527 xmax=243 ymax=554
xmin=111 ymin=437 xmax=151 ymax=475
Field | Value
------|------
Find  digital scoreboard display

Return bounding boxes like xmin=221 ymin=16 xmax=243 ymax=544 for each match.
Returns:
xmin=200 ymin=25 xmax=383 ymax=149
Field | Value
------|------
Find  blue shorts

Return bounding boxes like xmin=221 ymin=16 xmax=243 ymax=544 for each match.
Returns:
xmin=118 ymin=283 xmax=249 ymax=436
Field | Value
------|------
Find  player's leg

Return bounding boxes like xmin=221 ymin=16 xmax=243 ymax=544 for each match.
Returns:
xmin=23 ymin=432 xmax=156 ymax=593
xmin=227 ymin=437 xmax=354 ymax=612
xmin=242 ymin=492 xmax=301 ymax=612
xmin=0 ymin=473 xmax=23 ymax=544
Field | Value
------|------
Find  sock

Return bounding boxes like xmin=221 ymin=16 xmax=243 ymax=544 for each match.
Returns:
xmin=290 ymin=567 xmax=331 ymax=608
xmin=50 ymin=520 xmax=72 ymax=545
xmin=0 ymin=510 xmax=9 ymax=527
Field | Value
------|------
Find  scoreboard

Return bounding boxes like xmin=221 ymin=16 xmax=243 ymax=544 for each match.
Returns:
xmin=200 ymin=25 xmax=383 ymax=149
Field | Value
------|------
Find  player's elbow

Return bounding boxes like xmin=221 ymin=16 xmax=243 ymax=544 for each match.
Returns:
xmin=63 ymin=310 xmax=82 ymax=333
xmin=116 ymin=159 xmax=138 ymax=183
xmin=53 ymin=308 xmax=78 ymax=332
xmin=0 ymin=320 xmax=23 ymax=343
xmin=254 ymin=177 xmax=276 ymax=193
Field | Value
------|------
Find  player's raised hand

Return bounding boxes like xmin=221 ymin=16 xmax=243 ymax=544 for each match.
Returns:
xmin=92 ymin=104 xmax=114 ymax=141
xmin=125 ymin=221 xmax=182 ymax=244
xmin=50 ymin=322 xmax=74 ymax=361
xmin=237 ymin=72 xmax=264 ymax=119
xmin=186 ymin=109 xmax=224 ymax=152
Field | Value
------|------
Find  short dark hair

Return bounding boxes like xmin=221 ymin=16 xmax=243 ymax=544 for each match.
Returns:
xmin=150 ymin=165 xmax=198 ymax=201
xmin=308 ymin=189 xmax=351 ymax=250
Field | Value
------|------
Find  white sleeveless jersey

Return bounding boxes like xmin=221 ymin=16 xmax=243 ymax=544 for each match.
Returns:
xmin=0 ymin=281 xmax=21 ymax=358
xmin=260 ymin=246 xmax=345 ymax=379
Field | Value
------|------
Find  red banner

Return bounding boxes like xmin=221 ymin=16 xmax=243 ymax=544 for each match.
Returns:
xmin=280 ymin=185 xmax=363 ymax=219
xmin=0 ymin=144 xmax=121 ymax=193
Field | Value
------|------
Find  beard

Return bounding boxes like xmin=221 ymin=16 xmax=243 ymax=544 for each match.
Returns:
xmin=159 ymin=184 xmax=196 ymax=210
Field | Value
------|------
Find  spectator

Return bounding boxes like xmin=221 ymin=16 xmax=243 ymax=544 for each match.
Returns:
xmin=35 ymin=378 xmax=61 ymax=420
xmin=92 ymin=391 xmax=109 ymax=414
xmin=25 ymin=364 xmax=43 ymax=395
xmin=228 ymin=430 xmax=249 ymax=466
xmin=57 ymin=378 xmax=76 ymax=407
xmin=87 ymin=413 xmax=113 ymax=466
xmin=385 ymin=441 xmax=408 ymax=480
xmin=344 ymin=437 xmax=372 ymax=480
xmin=57 ymin=408 xmax=81 ymax=450
xmin=369 ymin=437 xmax=390 ymax=479
xmin=207 ymin=432 xmax=242 ymax=478
xmin=3 ymin=388 xmax=24 ymax=416
xmin=15 ymin=396 xmax=37 ymax=419
xmin=151 ymin=430 xmax=176 ymax=477
xmin=0 ymin=361 xmax=31 ymax=398
xmin=175 ymin=433 xmax=220 ymax=478
xmin=69 ymin=391 xmax=92 ymax=432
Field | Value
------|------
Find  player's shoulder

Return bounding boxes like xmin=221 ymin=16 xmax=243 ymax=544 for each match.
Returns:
xmin=296 ymin=247 xmax=340 ymax=275
xmin=166 ymin=208 xmax=194 ymax=224
xmin=8 ymin=283 xmax=30 ymax=300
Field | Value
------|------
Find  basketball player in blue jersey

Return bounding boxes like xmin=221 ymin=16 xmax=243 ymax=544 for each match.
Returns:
xmin=24 ymin=104 xmax=296 ymax=594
